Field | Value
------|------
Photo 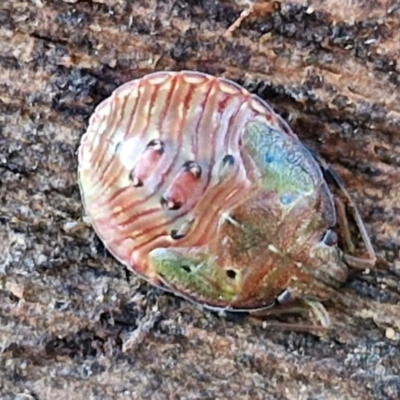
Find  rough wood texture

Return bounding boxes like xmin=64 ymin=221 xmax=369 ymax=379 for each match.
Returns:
xmin=1 ymin=1 xmax=399 ymax=399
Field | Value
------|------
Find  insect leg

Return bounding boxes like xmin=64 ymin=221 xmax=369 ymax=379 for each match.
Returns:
xmin=248 ymin=294 xmax=330 ymax=331
xmin=310 ymin=150 xmax=376 ymax=268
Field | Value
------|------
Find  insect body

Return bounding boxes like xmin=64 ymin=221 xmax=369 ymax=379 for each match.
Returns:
xmin=78 ymin=71 xmax=375 ymax=325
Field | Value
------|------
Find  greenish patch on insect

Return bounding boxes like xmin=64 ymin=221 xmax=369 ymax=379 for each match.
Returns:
xmin=148 ymin=247 xmax=238 ymax=304
xmin=243 ymin=120 xmax=314 ymax=201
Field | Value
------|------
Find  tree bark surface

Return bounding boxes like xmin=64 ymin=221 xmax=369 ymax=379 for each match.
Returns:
xmin=1 ymin=1 xmax=400 ymax=399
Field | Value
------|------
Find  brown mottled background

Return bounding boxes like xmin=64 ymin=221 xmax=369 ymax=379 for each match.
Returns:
xmin=1 ymin=1 xmax=400 ymax=399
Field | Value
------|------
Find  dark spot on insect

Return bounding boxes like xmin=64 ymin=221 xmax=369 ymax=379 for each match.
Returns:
xmin=147 ymin=139 xmax=165 ymax=154
xmin=322 ymin=229 xmax=338 ymax=246
xmin=183 ymin=160 xmax=202 ymax=178
xmin=280 ymin=193 xmax=294 ymax=205
xmin=226 ymin=269 xmax=237 ymax=279
xmin=222 ymin=154 xmax=235 ymax=166
xmin=276 ymin=289 xmax=293 ymax=305
xmin=170 ymin=229 xmax=184 ymax=240
xmin=170 ymin=219 xmax=194 ymax=240
xmin=114 ymin=141 xmax=122 ymax=154
xmin=265 ymin=153 xmax=274 ymax=163
xmin=181 ymin=265 xmax=191 ymax=273
xmin=161 ymin=196 xmax=181 ymax=210
xmin=129 ymin=171 xmax=143 ymax=187
xmin=217 ymin=154 xmax=236 ymax=184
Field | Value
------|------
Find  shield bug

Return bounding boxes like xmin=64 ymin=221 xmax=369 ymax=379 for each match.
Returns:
xmin=78 ymin=71 xmax=376 ymax=328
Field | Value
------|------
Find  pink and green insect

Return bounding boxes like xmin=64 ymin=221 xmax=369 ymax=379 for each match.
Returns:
xmin=78 ymin=71 xmax=376 ymax=327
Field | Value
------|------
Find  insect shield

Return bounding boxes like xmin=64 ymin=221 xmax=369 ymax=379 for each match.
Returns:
xmin=77 ymin=71 xmax=375 ymax=328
